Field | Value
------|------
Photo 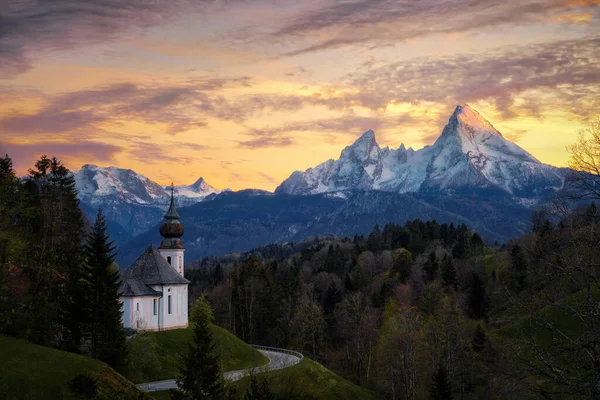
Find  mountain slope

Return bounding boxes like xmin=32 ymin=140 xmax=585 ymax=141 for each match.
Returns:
xmin=276 ymin=105 xmax=568 ymax=199
xmin=117 ymin=189 xmax=530 ymax=268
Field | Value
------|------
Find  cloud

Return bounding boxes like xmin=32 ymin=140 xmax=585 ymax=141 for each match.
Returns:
xmin=277 ymin=0 xmax=600 ymax=55
xmin=0 ymin=140 xmax=121 ymax=172
xmin=0 ymin=0 xmax=218 ymax=78
xmin=0 ymin=78 xmax=252 ymax=137
xmin=238 ymin=136 xmax=295 ymax=149
xmin=259 ymin=172 xmax=277 ymax=185
xmin=342 ymin=36 xmax=600 ymax=120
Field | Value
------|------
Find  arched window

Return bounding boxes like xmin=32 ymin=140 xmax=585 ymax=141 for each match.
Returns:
xmin=167 ymin=256 xmax=171 ymax=265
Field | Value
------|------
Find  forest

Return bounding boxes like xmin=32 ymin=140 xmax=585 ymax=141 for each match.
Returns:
xmin=187 ymin=204 xmax=600 ymax=399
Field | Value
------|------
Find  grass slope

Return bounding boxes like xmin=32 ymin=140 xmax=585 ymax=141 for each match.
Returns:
xmin=0 ymin=335 xmax=149 ymax=400
xmin=124 ymin=324 xmax=268 ymax=383
xmin=232 ymin=358 xmax=378 ymax=400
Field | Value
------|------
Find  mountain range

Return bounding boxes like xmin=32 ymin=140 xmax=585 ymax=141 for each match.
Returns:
xmin=71 ymin=105 xmax=572 ymax=267
xmin=74 ymin=164 xmax=224 ymax=242
xmin=276 ymin=105 xmax=567 ymax=199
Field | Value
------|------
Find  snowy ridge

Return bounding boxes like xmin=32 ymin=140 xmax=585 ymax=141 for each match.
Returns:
xmin=276 ymin=105 xmax=568 ymax=203
xmin=74 ymin=165 xmax=222 ymax=207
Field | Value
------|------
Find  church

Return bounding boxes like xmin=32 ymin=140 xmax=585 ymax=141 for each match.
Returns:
xmin=119 ymin=189 xmax=189 ymax=331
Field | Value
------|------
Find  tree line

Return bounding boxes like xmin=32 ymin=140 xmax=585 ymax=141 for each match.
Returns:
xmin=0 ymin=154 xmax=127 ymax=370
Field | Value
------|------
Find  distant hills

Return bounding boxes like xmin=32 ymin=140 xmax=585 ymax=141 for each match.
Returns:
xmin=71 ymin=105 xmax=572 ymax=268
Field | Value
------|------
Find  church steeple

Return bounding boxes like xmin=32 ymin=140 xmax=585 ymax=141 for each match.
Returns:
xmin=164 ymin=184 xmax=181 ymax=220
xmin=159 ymin=184 xmax=184 ymax=246
xmin=158 ymin=183 xmax=185 ymax=276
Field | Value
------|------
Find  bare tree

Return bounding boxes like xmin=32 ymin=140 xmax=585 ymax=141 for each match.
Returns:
xmin=567 ymin=117 xmax=600 ymax=201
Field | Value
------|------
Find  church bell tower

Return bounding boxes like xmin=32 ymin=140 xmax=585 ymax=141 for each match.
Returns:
xmin=158 ymin=185 xmax=185 ymax=277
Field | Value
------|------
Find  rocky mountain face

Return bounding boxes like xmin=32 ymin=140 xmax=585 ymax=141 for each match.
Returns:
xmin=276 ymin=105 xmax=568 ymax=201
xmin=73 ymin=165 xmax=222 ymax=242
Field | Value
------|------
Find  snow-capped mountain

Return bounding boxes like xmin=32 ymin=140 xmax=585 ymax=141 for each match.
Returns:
xmin=74 ymin=165 xmax=221 ymax=207
xmin=276 ymin=105 xmax=568 ymax=201
xmin=73 ymin=165 xmax=223 ymax=241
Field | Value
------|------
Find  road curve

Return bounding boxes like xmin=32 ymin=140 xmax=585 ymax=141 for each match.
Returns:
xmin=138 ymin=348 xmax=302 ymax=393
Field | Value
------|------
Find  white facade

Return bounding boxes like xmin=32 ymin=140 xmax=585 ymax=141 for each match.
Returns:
xmin=121 ymin=282 xmax=188 ymax=331
xmin=158 ymin=248 xmax=185 ymax=277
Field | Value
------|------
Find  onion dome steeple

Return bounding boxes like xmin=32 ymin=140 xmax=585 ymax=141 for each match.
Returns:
xmin=159 ymin=184 xmax=184 ymax=249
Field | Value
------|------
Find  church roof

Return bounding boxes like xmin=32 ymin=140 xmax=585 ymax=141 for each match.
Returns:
xmin=120 ymin=279 xmax=163 ymax=297
xmin=121 ymin=245 xmax=189 ymax=287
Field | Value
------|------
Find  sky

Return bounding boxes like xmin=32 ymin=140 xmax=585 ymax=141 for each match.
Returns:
xmin=1 ymin=0 xmax=599 ymax=191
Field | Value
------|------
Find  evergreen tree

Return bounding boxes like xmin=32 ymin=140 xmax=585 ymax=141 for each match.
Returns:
xmin=452 ymin=232 xmax=470 ymax=259
xmin=244 ymin=374 xmax=275 ymax=400
xmin=86 ymin=209 xmax=127 ymax=368
xmin=24 ymin=156 xmax=86 ymax=347
xmin=423 ymin=251 xmax=438 ymax=282
xmin=430 ymin=363 xmax=453 ymax=400
xmin=472 ymin=324 xmax=487 ymax=353
xmin=441 ymin=255 xmax=457 ymax=289
xmin=466 ymin=272 xmax=487 ymax=319
xmin=175 ymin=298 xmax=225 ymax=400
xmin=470 ymin=233 xmax=485 ymax=256
xmin=510 ymin=244 xmax=528 ymax=291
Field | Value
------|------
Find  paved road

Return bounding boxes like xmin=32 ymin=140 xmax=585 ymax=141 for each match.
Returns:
xmin=138 ymin=349 xmax=302 ymax=393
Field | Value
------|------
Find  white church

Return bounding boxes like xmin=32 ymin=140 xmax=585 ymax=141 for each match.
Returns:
xmin=119 ymin=189 xmax=189 ymax=331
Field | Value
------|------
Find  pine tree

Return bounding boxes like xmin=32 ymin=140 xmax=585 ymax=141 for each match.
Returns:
xmin=25 ymin=156 xmax=86 ymax=348
xmin=466 ymin=272 xmax=487 ymax=319
xmin=452 ymin=232 xmax=470 ymax=259
xmin=510 ymin=244 xmax=528 ymax=291
xmin=472 ymin=324 xmax=487 ymax=353
xmin=441 ymin=254 xmax=457 ymax=289
xmin=423 ymin=251 xmax=438 ymax=282
xmin=86 ymin=208 xmax=127 ymax=368
xmin=430 ymin=363 xmax=453 ymax=400
xmin=175 ymin=299 xmax=225 ymax=400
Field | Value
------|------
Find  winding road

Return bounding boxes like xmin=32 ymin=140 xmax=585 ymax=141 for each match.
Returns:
xmin=138 ymin=346 xmax=303 ymax=393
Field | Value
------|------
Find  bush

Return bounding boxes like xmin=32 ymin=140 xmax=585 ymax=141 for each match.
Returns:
xmin=68 ymin=373 xmax=98 ymax=398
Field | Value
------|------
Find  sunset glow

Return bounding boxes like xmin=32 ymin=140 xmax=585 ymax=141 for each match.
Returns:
xmin=1 ymin=0 xmax=599 ymax=190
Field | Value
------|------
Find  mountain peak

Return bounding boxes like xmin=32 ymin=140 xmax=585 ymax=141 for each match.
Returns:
xmin=191 ymin=177 xmax=205 ymax=187
xmin=352 ymin=129 xmax=376 ymax=145
xmin=450 ymin=104 xmax=502 ymax=137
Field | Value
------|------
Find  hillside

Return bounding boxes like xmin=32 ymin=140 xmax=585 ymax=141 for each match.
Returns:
xmin=0 ymin=335 xmax=149 ymax=400
xmin=232 ymin=358 xmax=377 ymax=400
xmin=124 ymin=324 xmax=269 ymax=383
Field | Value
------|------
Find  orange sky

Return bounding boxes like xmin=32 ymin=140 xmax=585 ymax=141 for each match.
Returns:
xmin=1 ymin=0 xmax=599 ymax=190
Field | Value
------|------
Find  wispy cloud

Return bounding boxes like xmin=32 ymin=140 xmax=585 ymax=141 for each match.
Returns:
xmin=342 ymin=36 xmax=600 ymax=119
xmin=0 ymin=0 xmax=221 ymax=77
xmin=0 ymin=140 xmax=121 ymax=172
xmin=277 ymin=0 xmax=600 ymax=55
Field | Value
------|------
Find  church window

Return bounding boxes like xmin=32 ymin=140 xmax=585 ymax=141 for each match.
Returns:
xmin=168 ymin=295 xmax=172 ymax=314
xmin=136 ymin=302 xmax=139 ymax=312
xmin=167 ymin=256 xmax=172 ymax=265
xmin=153 ymin=299 xmax=157 ymax=315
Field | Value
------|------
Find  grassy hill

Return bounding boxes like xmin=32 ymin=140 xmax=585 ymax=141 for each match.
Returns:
xmin=124 ymin=324 xmax=268 ymax=383
xmin=232 ymin=358 xmax=378 ymax=400
xmin=0 ymin=335 xmax=149 ymax=400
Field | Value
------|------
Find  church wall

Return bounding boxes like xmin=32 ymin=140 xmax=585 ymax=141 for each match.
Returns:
xmin=162 ymin=284 xmax=188 ymax=329
xmin=121 ymin=297 xmax=132 ymax=329
xmin=120 ymin=296 xmax=161 ymax=331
